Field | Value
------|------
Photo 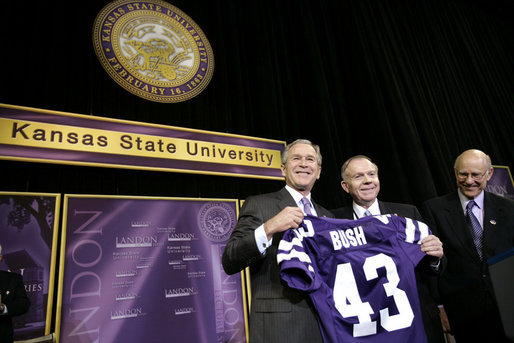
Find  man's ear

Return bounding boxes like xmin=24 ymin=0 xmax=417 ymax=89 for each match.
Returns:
xmin=341 ymin=180 xmax=350 ymax=193
xmin=486 ymin=167 xmax=494 ymax=181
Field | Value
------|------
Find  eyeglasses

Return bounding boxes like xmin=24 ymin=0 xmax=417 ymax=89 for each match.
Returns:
xmin=455 ymin=170 xmax=488 ymax=181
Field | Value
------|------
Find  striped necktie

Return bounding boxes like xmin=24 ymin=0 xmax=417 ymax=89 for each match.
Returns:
xmin=301 ymin=197 xmax=313 ymax=215
xmin=364 ymin=210 xmax=372 ymax=217
xmin=466 ymin=200 xmax=483 ymax=259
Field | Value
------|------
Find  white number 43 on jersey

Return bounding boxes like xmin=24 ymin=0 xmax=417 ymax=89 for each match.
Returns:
xmin=334 ymin=253 xmax=414 ymax=337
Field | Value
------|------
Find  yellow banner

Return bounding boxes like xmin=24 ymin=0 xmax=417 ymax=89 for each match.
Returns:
xmin=0 ymin=118 xmax=281 ymax=169
xmin=0 ymin=103 xmax=285 ymax=179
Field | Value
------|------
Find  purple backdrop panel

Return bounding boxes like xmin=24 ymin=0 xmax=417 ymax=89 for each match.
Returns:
xmin=58 ymin=196 xmax=246 ymax=343
xmin=487 ymin=166 xmax=514 ymax=200
xmin=0 ymin=192 xmax=60 ymax=340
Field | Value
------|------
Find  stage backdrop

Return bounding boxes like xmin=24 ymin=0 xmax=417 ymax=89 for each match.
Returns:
xmin=0 ymin=192 xmax=61 ymax=340
xmin=57 ymin=195 xmax=247 ymax=343
xmin=488 ymin=166 xmax=514 ymax=200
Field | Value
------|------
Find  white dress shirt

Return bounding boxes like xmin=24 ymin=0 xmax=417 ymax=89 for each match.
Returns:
xmin=352 ymin=199 xmax=380 ymax=219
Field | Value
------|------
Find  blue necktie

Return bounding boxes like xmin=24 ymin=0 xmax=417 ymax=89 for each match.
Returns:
xmin=301 ymin=197 xmax=313 ymax=215
xmin=466 ymin=200 xmax=483 ymax=259
xmin=364 ymin=210 xmax=372 ymax=217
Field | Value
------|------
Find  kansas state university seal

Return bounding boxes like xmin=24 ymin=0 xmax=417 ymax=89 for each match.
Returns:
xmin=197 ymin=202 xmax=236 ymax=242
xmin=93 ymin=0 xmax=214 ymax=103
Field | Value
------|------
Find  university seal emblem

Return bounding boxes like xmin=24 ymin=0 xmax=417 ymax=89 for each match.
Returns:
xmin=197 ymin=202 xmax=236 ymax=242
xmin=93 ymin=0 xmax=214 ymax=103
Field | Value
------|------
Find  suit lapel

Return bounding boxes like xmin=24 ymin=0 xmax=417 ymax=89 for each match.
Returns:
xmin=483 ymin=192 xmax=501 ymax=256
xmin=483 ymin=192 xmax=501 ymax=228
xmin=379 ymin=201 xmax=392 ymax=216
xmin=445 ymin=192 xmax=482 ymax=262
xmin=313 ymin=202 xmax=331 ymax=217
xmin=277 ymin=188 xmax=297 ymax=210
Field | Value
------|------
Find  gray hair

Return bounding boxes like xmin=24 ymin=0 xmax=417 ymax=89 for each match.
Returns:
xmin=281 ymin=139 xmax=322 ymax=166
xmin=341 ymin=155 xmax=378 ymax=181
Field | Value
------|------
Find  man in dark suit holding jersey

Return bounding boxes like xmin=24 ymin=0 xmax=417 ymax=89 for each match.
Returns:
xmin=222 ymin=139 xmax=333 ymax=343
xmin=421 ymin=149 xmax=513 ymax=343
xmin=331 ymin=155 xmax=445 ymax=343
xmin=0 ymin=243 xmax=31 ymax=343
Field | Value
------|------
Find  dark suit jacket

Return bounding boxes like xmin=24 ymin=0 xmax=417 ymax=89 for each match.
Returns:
xmin=222 ymin=187 xmax=333 ymax=343
xmin=332 ymin=200 xmax=445 ymax=343
xmin=0 ymin=270 xmax=30 ymax=343
xmin=421 ymin=191 xmax=514 ymax=327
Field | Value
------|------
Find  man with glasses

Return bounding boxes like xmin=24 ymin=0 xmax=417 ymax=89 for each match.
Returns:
xmin=421 ymin=149 xmax=514 ymax=343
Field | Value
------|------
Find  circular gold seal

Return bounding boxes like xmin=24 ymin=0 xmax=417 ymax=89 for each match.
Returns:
xmin=93 ymin=0 xmax=214 ymax=103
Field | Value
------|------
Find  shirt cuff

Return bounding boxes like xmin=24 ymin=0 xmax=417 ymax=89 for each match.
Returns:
xmin=430 ymin=259 xmax=441 ymax=271
xmin=255 ymin=224 xmax=272 ymax=254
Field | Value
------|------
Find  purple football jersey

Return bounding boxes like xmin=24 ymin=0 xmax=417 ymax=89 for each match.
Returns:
xmin=277 ymin=214 xmax=429 ymax=343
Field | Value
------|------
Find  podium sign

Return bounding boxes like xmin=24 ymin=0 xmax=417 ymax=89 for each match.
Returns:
xmin=488 ymin=248 xmax=514 ymax=341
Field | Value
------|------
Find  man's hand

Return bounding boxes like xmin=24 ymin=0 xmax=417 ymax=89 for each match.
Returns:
xmin=420 ymin=234 xmax=444 ymax=260
xmin=264 ymin=206 xmax=304 ymax=240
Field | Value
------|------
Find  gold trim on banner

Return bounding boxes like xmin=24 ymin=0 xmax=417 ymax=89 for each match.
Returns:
xmin=0 ymin=103 xmax=286 ymax=180
xmin=0 ymin=118 xmax=280 ymax=169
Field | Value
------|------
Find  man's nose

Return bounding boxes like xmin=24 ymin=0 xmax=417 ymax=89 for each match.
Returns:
xmin=299 ymin=157 xmax=309 ymax=166
xmin=464 ymin=174 xmax=475 ymax=183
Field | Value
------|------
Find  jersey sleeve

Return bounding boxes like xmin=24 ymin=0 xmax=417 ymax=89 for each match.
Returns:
xmin=277 ymin=228 xmax=321 ymax=292
xmin=392 ymin=215 xmax=431 ymax=266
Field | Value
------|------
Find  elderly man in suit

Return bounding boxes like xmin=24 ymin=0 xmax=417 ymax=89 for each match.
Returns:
xmin=0 ymin=244 xmax=31 ymax=343
xmin=421 ymin=149 xmax=514 ymax=343
xmin=331 ymin=155 xmax=445 ymax=343
xmin=222 ymin=139 xmax=333 ymax=343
